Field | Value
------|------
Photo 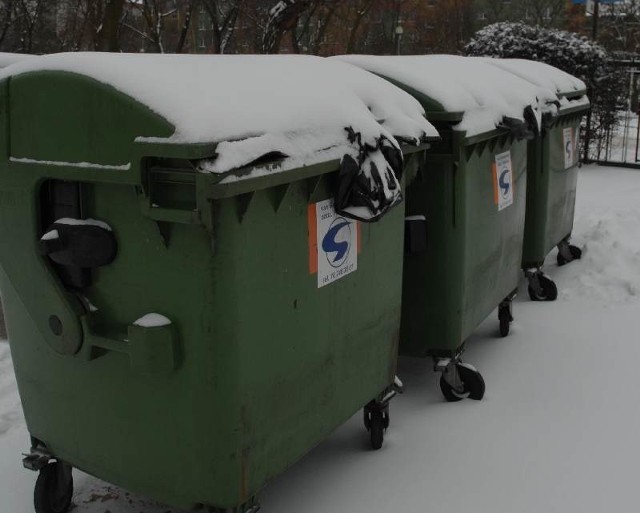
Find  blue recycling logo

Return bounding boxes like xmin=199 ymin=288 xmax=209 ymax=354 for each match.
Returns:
xmin=321 ymin=217 xmax=352 ymax=268
xmin=499 ymin=167 xmax=511 ymax=198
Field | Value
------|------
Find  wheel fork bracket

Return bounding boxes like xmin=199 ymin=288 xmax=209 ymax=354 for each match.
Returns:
xmin=499 ymin=297 xmax=514 ymax=322
xmin=435 ymin=358 xmax=465 ymax=393
xmin=557 ymin=239 xmax=574 ymax=261
xmin=525 ymin=268 xmax=544 ymax=297
xmin=22 ymin=447 xmax=52 ymax=472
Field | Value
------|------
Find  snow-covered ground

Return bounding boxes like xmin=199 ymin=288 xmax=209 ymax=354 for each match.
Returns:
xmin=1 ymin=164 xmax=640 ymax=513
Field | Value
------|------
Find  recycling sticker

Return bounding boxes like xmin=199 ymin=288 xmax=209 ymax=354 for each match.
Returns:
xmin=493 ymin=151 xmax=514 ymax=212
xmin=308 ymin=199 xmax=358 ymax=288
xmin=563 ymin=127 xmax=578 ymax=169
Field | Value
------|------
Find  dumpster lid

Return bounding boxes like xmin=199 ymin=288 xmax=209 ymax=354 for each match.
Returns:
xmin=479 ymin=58 xmax=590 ymax=111
xmin=0 ymin=53 xmax=437 ymax=170
xmin=0 ymin=53 xmax=438 ymax=222
xmin=334 ymin=55 xmax=563 ymax=137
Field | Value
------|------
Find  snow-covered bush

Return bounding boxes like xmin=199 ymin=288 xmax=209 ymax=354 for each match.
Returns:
xmin=465 ymin=22 xmax=625 ymax=161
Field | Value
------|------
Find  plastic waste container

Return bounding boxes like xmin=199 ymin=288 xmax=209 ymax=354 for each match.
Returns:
xmin=336 ymin=55 xmax=561 ymax=401
xmin=0 ymin=53 xmax=436 ymax=513
xmin=481 ymin=58 xmax=591 ymax=300
xmin=0 ymin=54 xmax=33 ymax=336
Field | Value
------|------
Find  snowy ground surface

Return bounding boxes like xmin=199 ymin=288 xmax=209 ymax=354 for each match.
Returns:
xmin=603 ymin=111 xmax=640 ymax=164
xmin=1 ymin=164 xmax=639 ymax=513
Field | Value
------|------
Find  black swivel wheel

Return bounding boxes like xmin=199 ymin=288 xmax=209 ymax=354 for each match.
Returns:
xmin=439 ymin=363 xmax=486 ymax=402
xmin=369 ymin=409 xmax=385 ymax=450
xmin=528 ymin=274 xmax=558 ymax=301
xmin=557 ymin=244 xmax=582 ymax=266
xmin=498 ymin=301 xmax=513 ymax=337
xmin=34 ymin=461 xmax=73 ymax=513
xmin=364 ymin=402 xmax=389 ymax=450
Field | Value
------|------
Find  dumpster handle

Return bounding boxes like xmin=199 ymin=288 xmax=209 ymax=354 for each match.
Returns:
xmin=87 ymin=333 xmax=129 ymax=355
xmin=80 ymin=316 xmax=129 ymax=356
xmin=79 ymin=316 xmax=178 ymax=376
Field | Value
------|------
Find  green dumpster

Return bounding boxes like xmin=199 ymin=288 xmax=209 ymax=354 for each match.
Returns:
xmin=481 ymin=58 xmax=591 ymax=301
xmin=0 ymin=54 xmax=33 ymax=338
xmin=336 ymin=55 xmax=562 ymax=400
xmin=0 ymin=53 xmax=436 ymax=513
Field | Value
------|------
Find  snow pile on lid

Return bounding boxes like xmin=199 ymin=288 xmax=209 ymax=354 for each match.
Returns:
xmin=334 ymin=55 xmax=562 ymax=137
xmin=478 ymin=57 xmax=590 ymax=113
xmin=0 ymin=52 xmax=436 ymax=161
xmin=0 ymin=52 xmax=35 ymax=69
xmin=479 ymin=58 xmax=586 ymax=96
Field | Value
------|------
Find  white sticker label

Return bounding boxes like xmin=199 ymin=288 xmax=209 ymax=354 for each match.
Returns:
xmin=563 ymin=127 xmax=576 ymax=169
xmin=315 ymin=199 xmax=358 ymax=288
xmin=494 ymin=151 xmax=514 ymax=212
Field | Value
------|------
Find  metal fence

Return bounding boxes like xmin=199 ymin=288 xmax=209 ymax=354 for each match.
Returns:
xmin=591 ymin=58 xmax=640 ymax=169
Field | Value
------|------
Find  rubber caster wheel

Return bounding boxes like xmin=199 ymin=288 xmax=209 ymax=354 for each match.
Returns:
xmin=364 ymin=403 xmax=389 ymax=450
xmin=557 ymin=244 xmax=582 ymax=266
xmin=34 ymin=462 xmax=73 ymax=513
xmin=369 ymin=409 xmax=385 ymax=450
xmin=439 ymin=363 xmax=486 ymax=402
xmin=499 ymin=312 xmax=510 ymax=337
xmin=498 ymin=303 xmax=513 ymax=337
xmin=528 ymin=274 xmax=558 ymax=301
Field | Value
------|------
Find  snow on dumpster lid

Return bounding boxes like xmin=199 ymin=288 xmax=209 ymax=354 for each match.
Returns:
xmin=0 ymin=52 xmax=437 ymax=174
xmin=0 ymin=52 xmax=36 ymax=69
xmin=478 ymin=58 xmax=587 ymax=97
xmin=334 ymin=54 xmax=561 ymax=137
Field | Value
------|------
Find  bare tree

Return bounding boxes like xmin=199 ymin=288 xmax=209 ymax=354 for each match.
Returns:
xmin=200 ymin=0 xmax=245 ymax=53
xmin=95 ymin=0 xmax=126 ymax=51
xmin=0 ymin=0 xmax=15 ymax=47
xmin=174 ymin=0 xmax=195 ymax=52
xmin=55 ymin=0 xmax=93 ymax=51
xmin=413 ymin=0 xmax=469 ymax=53
xmin=126 ymin=0 xmax=179 ymax=52
xmin=261 ymin=0 xmax=311 ymax=53
xmin=597 ymin=0 xmax=640 ymax=54
xmin=476 ymin=0 xmax=512 ymax=25
xmin=513 ymin=0 xmax=566 ymax=28
xmin=13 ymin=0 xmax=46 ymax=52
xmin=289 ymin=0 xmax=340 ymax=54
xmin=120 ymin=0 xmax=196 ymax=53
xmin=345 ymin=0 xmax=377 ymax=54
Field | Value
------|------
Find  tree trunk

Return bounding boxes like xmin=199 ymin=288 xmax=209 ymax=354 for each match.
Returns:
xmin=310 ymin=2 xmax=337 ymax=54
xmin=175 ymin=0 xmax=195 ymax=53
xmin=346 ymin=0 xmax=376 ymax=54
xmin=96 ymin=0 xmax=125 ymax=51
xmin=0 ymin=0 xmax=15 ymax=47
xmin=261 ymin=0 xmax=311 ymax=54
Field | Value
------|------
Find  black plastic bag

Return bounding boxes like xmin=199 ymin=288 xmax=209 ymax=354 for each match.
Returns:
xmin=335 ymin=128 xmax=404 ymax=223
